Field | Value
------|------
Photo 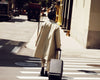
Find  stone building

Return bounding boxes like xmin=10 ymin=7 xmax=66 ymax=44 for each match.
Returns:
xmin=60 ymin=0 xmax=100 ymax=49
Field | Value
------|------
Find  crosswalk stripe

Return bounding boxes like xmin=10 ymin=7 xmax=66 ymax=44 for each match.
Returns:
xmin=64 ymin=62 xmax=100 ymax=64
xmin=23 ymin=66 xmax=93 ymax=70
xmin=64 ymin=65 xmax=92 ymax=67
xmin=64 ymin=68 xmax=100 ymax=70
xmin=17 ymin=76 xmax=48 ymax=79
xmin=11 ymin=46 xmax=21 ymax=53
xmin=63 ymin=60 xmax=100 ymax=62
xmin=73 ymin=77 xmax=100 ymax=80
xmin=62 ymin=77 xmax=100 ymax=80
xmin=17 ymin=76 xmax=100 ymax=80
xmin=20 ymin=71 xmax=100 ymax=75
xmin=18 ymin=58 xmax=100 ymax=80
xmin=63 ymin=72 xmax=99 ymax=75
xmin=0 ymin=45 xmax=3 ymax=48
xmin=62 ymin=58 xmax=100 ymax=60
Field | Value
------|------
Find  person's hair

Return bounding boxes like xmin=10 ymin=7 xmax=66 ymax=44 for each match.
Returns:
xmin=48 ymin=11 xmax=56 ymax=20
xmin=48 ymin=5 xmax=56 ymax=21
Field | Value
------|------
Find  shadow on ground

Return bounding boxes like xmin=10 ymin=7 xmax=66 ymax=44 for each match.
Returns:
xmin=78 ymin=70 xmax=97 ymax=75
xmin=8 ymin=18 xmax=26 ymax=22
xmin=0 ymin=16 xmax=44 ymax=23
xmin=0 ymin=17 xmax=26 ymax=22
xmin=0 ymin=39 xmax=41 ymax=67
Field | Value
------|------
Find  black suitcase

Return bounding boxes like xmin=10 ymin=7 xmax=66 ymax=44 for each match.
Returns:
xmin=49 ymin=49 xmax=63 ymax=80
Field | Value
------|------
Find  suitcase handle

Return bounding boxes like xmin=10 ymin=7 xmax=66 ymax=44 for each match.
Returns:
xmin=56 ymin=48 xmax=61 ymax=60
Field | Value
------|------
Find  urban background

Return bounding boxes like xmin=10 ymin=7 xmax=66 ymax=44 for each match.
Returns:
xmin=0 ymin=0 xmax=100 ymax=80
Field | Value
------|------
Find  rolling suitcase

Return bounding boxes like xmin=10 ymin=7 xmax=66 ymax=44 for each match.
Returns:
xmin=49 ymin=49 xmax=63 ymax=80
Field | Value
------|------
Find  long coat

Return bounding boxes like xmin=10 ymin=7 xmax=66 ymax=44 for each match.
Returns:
xmin=34 ymin=21 xmax=61 ymax=62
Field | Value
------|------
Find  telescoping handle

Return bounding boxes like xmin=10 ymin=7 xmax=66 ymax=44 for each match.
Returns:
xmin=56 ymin=48 xmax=61 ymax=60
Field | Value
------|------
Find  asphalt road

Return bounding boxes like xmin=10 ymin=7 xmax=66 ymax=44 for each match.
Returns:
xmin=0 ymin=15 xmax=42 ymax=80
xmin=0 ymin=15 xmax=38 ymax=42
xmin=0 ymin=16 xmax=100 ymax=80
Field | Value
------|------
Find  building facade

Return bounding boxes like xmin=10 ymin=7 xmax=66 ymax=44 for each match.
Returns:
xmin=60 ymin=0 xmax=100 ymax=49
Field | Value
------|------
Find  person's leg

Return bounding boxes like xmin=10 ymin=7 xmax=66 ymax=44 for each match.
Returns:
xmin=40 ymin=59 xmax=45 ymax=76
xmin=44 ymin=60 xmax=50 ymax=76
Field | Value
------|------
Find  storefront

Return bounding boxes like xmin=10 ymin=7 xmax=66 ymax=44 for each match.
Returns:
xmin=61 ymin=0 xmax=73 ymax=34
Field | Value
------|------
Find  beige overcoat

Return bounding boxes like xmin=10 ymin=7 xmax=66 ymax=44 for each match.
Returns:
xmin=34 ymin=21 xmax=61 ymax=62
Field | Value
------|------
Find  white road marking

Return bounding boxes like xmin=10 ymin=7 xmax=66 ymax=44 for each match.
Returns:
xmin=0 ymin=45 xmax=3 ymax=48
xmin=17 ymin=76 xmax=100 ymax=80
xmin=11 ymin=47 xmax=21 ymax=53
xmin=17 ymin=76 xmax=48 ymax=79
xmin=63 ymin=72 xmax=99 ymax=75
xmin=17 ymin=58 xmax=100 ymax=80
xmin=63 ymin=60 xmax=100 ymax=62
xmin=20 ymin=71 xmax=100 ymax=75
xmin=62 ymin=58 xmax=100 ymax=60
xmin=64 ymin=62 xmax=100 ymax=64
xmin=62 ymin=77 xmax=100 ymax=80
xmin=64 ymin=68 xmax=100 ymax=70
xmin=73 ymin=77 xmax=100 ymax=80
xmin=64 ymin=65 xmax=92 ymax=67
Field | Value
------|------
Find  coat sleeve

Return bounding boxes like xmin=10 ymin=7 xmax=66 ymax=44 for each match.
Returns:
xmin=35 ymin=26 xmax=43 ymax=46
xmin=55 ymin=27 xmax=61 ymax=49
xmin=35 ymin=23 xmax=46 ymax=46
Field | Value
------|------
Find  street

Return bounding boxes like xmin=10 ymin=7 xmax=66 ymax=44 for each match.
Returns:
xmin=1 ymin=56 xmax=100 ymax=80
xmin=0 ymin=16 xmax=100 ymax=80
xmin=0 ymin=15 xmax=41 ymax=80
xmin=0 ymin=15 xmax=38 ymax=42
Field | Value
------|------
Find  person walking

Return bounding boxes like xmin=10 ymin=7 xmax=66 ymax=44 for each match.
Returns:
xmin=33 ymin=12 xmax=61 ymax=76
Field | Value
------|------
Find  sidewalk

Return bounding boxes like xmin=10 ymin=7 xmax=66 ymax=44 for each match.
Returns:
xmin=26 ymin=16 xmax=100 ymax=59
xmin=60 ymin=27 xmax=100 ymax=59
